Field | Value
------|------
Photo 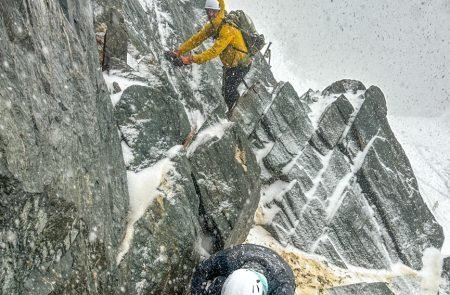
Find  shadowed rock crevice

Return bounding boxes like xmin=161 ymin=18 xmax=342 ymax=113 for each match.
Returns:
xmin=191 ymin=172 xmax=224 ymax=252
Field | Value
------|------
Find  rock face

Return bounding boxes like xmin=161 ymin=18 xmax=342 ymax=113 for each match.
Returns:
xmin=242 ymin=79 xmax=443 ymax=272
xmin=123 ymin=154 xmax=204 ymax=294
xmin=109 ymin=0 xmax=262 ymax=293
xmin=115 ymin=85 xmax=191 ymax=169
xmin=188 ymin=122 xmax=261 ymax=251
xmin=327 ymin=283 xmax=394 ymax=295
xmin=233 ymin=76 xmax=444 ymax=293
xmin=322 ymin=79 xmax=366 ymax=96
xmin=0 ymin=0 xmax=128 ymax=294
xmin=442 ymin=257 xmax=450 ymax=294
xmin=94 ymin=0 xmax=128 ymax=69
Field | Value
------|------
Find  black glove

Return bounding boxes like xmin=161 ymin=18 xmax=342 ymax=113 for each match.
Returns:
xmin=164 ymin=50 xmax=178 ymax=60
xmin=164 ymin=51 xmax=185 ymax=67
xmin=172 ymin=57 xmax=185 ymax=67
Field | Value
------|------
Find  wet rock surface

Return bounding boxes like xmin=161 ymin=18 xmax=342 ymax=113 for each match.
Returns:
xmin=115 ymin=85 xmax=191 ymax=170
xmin=327 ymin=282 xmax=394 ymax=295
xmin=248 ymin=80 xmax=443 ymax=272
xmin=107 ymin=0 xmax=263 ymax=293
xmin=0 ymin=0 xmax=128 ymax=293
xmin=441 ymin=257 xmax=450 ymax=294
xmin=188 ymin=122 xmax=261 ymax=251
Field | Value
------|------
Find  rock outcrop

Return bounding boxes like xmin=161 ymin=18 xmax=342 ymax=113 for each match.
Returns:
xmin=442 ymin=257 xmax=450 ymax=294
xmin=327 ymin=282 xmax=394 ymax=295
xmin=233 ymin=77 xmax=444 ymax=273
xmin=108 ymin=0 xmax=262 ymax=293
xmin=0 ymin=0 xmax=128 ymax=293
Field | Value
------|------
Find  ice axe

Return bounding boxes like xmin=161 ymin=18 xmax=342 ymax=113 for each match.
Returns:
xmin=263 ymin=42 xmax=272 ymax=65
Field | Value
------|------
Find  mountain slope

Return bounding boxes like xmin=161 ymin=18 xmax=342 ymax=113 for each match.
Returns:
xmin=389 ymin=112 xmax=450 ymax=256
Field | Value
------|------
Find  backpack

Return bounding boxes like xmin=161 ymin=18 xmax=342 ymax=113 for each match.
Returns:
xmin=223 ymin=10 xmax=265 ymax=56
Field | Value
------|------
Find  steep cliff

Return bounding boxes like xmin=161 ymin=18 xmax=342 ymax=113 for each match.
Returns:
xmin=0 ymin=0 xmax=128 ymax=293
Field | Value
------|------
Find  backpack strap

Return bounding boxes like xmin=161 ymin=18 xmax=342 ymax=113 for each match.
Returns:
xmin=222 ymin=19 xmax=250 ymax=55
xmin=213 ymin=20 xmax=226 ymax=40
xmin=232 ymin=46 xmax=248 ymax=55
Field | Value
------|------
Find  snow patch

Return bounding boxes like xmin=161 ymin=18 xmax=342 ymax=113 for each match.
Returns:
xmin=88 ymin=227 xmax=98 ymax=242
xmin=186 ymin=120 xmax=234 ymax=157
xmin=254 ymin=141 xmax=275 ymax=165
xmin=419 ymin=247 xmax=443 ymax=295
xmin=186 ymin=109 xmax=205 ymax=132
xmin=308 ymin=90 xmax=365 ymax=129
xmin=120 ymin=125 xmax=140 ymax=146
xmin=6 ymin=230 xmax=17 ymax=246
xmin=102 ymin=72 xmax=148 ymax=106
xmin=260 ymin=180 xmax=296 ymax=205
xmin=121 ymin=141 xmax=134 ymax=167
xmin=116 ymin=156 xmax=176 ymax=265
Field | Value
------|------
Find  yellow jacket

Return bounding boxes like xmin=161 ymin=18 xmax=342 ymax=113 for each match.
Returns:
xmin=177 ymin=0 xmax=248 ymax=68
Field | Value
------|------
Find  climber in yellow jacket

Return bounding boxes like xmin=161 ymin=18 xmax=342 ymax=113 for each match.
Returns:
xmin=167 ymin=0 xmax=251 ymax=111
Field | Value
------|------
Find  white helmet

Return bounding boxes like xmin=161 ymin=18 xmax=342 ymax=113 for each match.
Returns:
xmin=221 ymin=269 xmax=268 ymax=295
xmin=204 ymin=0 xmax=220 ymax=10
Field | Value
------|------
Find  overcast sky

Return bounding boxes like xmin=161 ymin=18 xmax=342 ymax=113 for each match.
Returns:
xmin=227 ymin=0 xmax=449 ymax=117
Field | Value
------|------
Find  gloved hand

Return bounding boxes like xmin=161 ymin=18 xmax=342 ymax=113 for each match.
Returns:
xmin=164 ymin=50 xmax=179 ymax=60
xmin=180 ymin=55 xmax=194 ymax=65
xmin=172 ymin=58 xmax=184 ymax=67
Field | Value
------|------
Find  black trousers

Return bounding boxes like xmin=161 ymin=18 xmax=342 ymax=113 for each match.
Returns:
xmin=222 ymin=65 xmax=251 ymax=110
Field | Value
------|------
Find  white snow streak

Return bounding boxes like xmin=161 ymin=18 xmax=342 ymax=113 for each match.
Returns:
xmin=260 ymin=180 xmax=296 ymax=206
xmin=102 ymin=72 xmax=148 ymax=106
xmin=186 ymin=120 xmax=234 ymax=157
xmin=326 ymin=131 xmax=385 ymax=220
xmin=116 ymin=153 xmax=177 ymax=265
xmin=420 ymin=247 xmax=444 ymax=295
xmin=304 ymin=150 xmax=333 ymax=200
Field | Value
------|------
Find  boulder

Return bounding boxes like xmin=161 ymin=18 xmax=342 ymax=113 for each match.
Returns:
xmin=115 ymin=85 xmax=191 ymax=170
xmin=322 ymin=79 xmax=366 ymax=96
xmin=188 ymin=122 xmax=261 ymax=251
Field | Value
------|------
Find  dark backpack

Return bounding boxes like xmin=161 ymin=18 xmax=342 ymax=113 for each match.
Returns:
xmin=223 ymin=10 xmax=265 ymax=56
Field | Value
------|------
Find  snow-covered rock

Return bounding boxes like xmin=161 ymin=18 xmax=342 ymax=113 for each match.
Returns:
xmin=115 ymin=85 xmax=191 ymax=170
xmin=245 ymin=80 xmax=443 ymax=275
